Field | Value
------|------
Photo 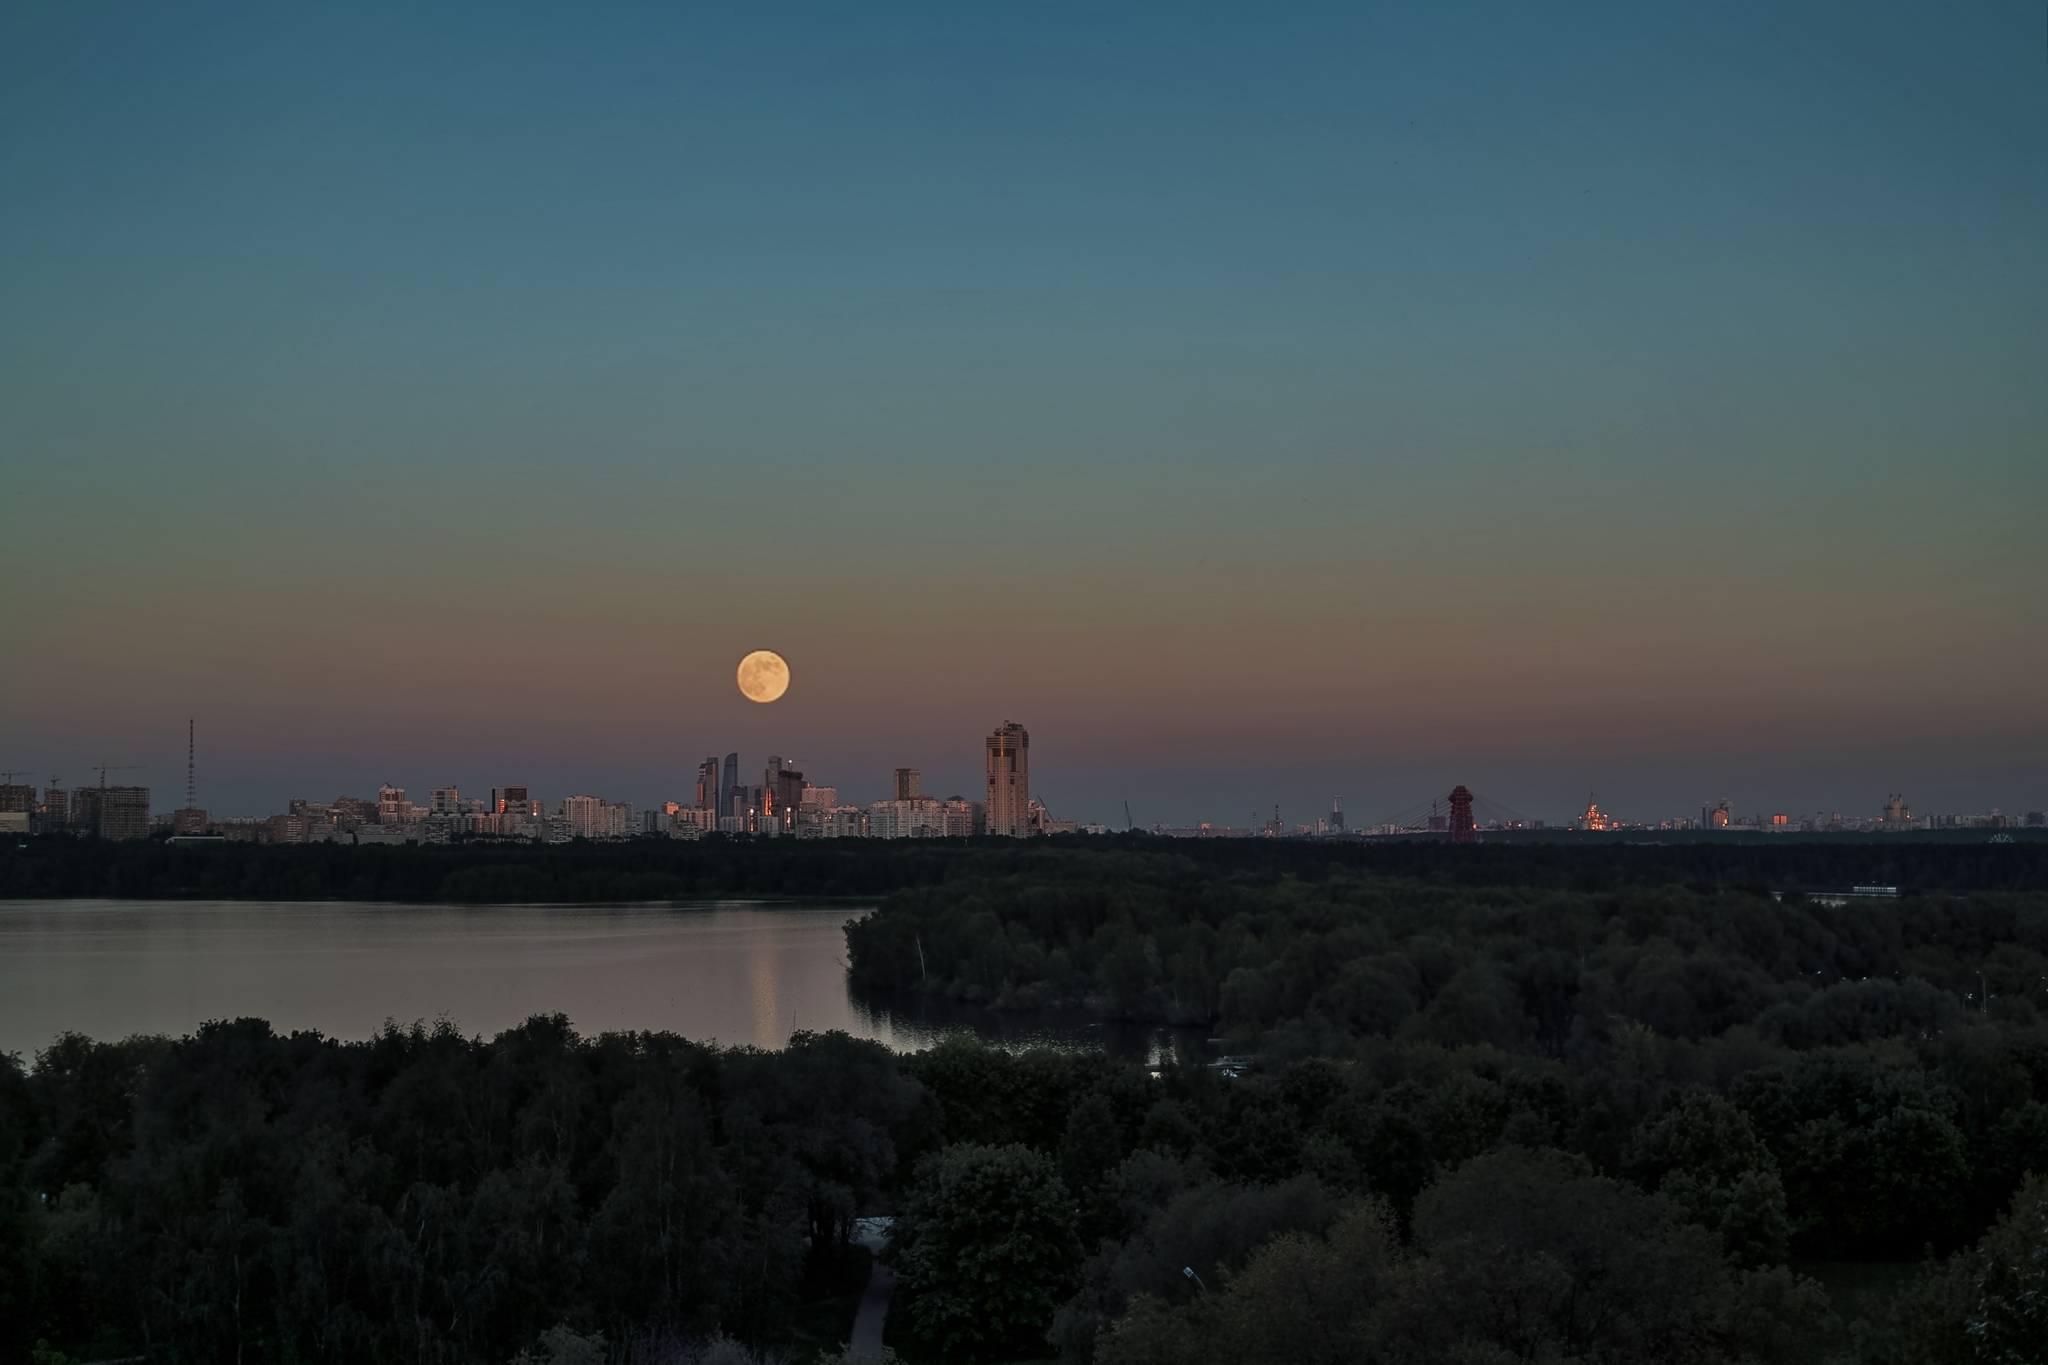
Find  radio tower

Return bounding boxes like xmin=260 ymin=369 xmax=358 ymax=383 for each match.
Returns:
xmin=1447 ymin=785 xmax=1477 ymax=844
xmin=186 ymin=719 xmax=196 ymax=810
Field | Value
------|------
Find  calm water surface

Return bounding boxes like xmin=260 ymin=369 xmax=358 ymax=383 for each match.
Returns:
xmin=0 ymin=900 xmax=1194 ymax=1061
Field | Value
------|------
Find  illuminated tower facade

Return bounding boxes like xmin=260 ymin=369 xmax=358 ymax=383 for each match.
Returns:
xmin=985 ymin=722 xmax=1030 ymax=837
xmin=766 ymin=756 xmax=804 ymax=824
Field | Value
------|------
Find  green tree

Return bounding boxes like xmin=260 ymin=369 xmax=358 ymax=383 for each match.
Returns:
xmin=890 ymin=1143 xmax=1081 ymax=1361
xmin=1060 ymin=1090 xmax=1134 ymax=1248
xmin=1050 ymin=1172 xmax=1336 ymax=1363
xmin=0 ymin=1053 xmax=41 ymax=1365
xmin=1959 ymin=1172 xmax=2048 ymax=1361
xmin=1625 ymin=1092 xmax=1792 ymax=1267
xmin=1736 ymin=1056 xmax=1975 ymax=1257
xmin=1094 ymin=1202 xmax=1395 ymax=1365
xmin=1715 ymin=1265 xmax=1836 ymax=1365
xmin=724 ymin=1030 xmax=924 ymax=1267
xmin=1395 ymin=1146 xmax=1728 ymax=1365
xmin=907 ymin=1033 xmax=1093 ymax=1151
xmin=1868 ymin=1171 xmax=2048 ymax=1365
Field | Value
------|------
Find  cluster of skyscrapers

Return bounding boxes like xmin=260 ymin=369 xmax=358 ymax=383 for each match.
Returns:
xmin=0 ymin=720 xmax=1081 ymax=845
xmin=680 ymin=720 xmax=1067 ymax=839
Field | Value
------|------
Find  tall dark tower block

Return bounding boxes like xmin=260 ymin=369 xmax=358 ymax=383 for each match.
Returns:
xmin=985 ymin=722 xmax=1030 ymax=837
xmin=769 ymin=761 xmax=805 ymax=819
xmin=696 ymin=757 xmax=721 ymax=810
xmin=722 ymin=752 xmax=741 ymax=817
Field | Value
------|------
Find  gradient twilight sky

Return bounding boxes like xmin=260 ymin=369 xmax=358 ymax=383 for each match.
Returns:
xmin=2 ymin=1 xmax=2044 ymax=827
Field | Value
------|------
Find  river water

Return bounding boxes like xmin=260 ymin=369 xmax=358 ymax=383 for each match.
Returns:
xmin=0 ymin=899 xmax=1194 ymax=1062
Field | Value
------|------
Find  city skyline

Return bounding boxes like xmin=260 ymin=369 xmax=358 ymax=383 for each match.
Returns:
xmin=3 ymin=4 xmax=2043 ymax=826
xmin=4 ymin=715 xmax=2038 ymax=837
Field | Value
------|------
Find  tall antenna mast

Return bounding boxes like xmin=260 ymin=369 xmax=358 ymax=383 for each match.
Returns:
xmin=187 ymin=719 xmax=196 ymax=809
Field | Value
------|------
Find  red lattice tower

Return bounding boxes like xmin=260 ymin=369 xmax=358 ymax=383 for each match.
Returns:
xmin=1447 ymin=786 xmax=1477 ymax=844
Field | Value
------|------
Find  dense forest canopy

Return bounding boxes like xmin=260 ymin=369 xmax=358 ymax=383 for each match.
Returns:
xmin=3 ymin=838 xmax=2046 ymax=1363
xmin=1 ymin=829 xmax=2043 ymax=904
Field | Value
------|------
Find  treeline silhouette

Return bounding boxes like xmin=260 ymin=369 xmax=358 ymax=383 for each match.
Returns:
xmin=4 ymin=841 xmax=2047 ymax=1363
xmin=2 ymin=830 xmax=2044 ymax=903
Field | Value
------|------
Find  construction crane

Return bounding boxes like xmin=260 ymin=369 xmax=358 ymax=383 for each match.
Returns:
xmin=91 ymin=763 xmax=146 ymax=787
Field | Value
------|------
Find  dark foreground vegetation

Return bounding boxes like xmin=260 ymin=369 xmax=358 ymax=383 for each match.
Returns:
xmin=4 ymin=838 xmax=2046 ymax=1363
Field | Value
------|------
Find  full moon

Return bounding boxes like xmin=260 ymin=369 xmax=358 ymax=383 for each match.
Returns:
xmin=736 ymin=650 xmax=791 ymax=704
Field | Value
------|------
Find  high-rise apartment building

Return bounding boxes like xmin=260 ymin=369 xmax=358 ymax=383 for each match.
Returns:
xmin=695 ymin=758 xmax=721 ymax=810
xmin=491 ymin=786 xmax=531 ymax=815
xmin=985 ymin=722 xmax=1030 ymax=837
xmin=668 ymin=806 xmax=716 ymax=836
xmin=887 ymin=798 xmax=949 ymax=838
xmin=0 ymin=784 xmax=34 ymax=814
xmin=722 ymin=753 xmax=741 ymax=817
xmin=72 ymin=786 xmax=150 ymax=841
xmin=791 ymin=806 xmax=867 ymax=839
xmin=333 ymin=796 xmax=377 ymax=828
xmin=562 ymin=795 xmax=607 ymax=840
xmin=430 ymin=787 xmax=461 ymax=815
xmin=944 ymin=798 xmax=984 ymax=838
xmin=893 ymin=769 xmax=922 ymax=801
xmin=861 ymin=795 xmax=979 ymax=839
